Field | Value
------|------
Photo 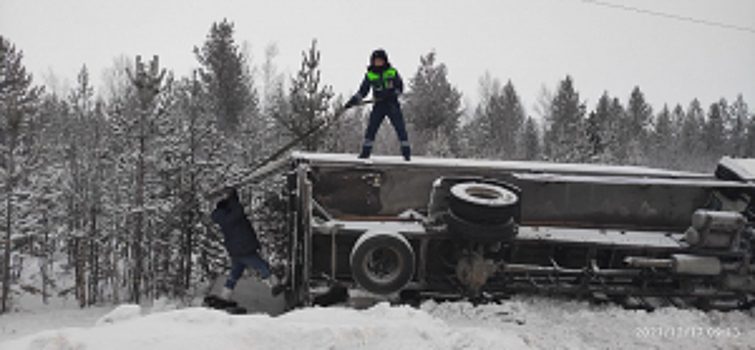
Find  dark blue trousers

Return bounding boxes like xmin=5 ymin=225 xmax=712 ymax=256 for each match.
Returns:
xmin=361 ymin=102 xmax=411 ymax=159
xmin=224 ymin=252 xmax=272 ymax=289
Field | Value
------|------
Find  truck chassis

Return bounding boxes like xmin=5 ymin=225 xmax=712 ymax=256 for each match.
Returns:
xmin=255 ymin=153 xmax=755 ymax=311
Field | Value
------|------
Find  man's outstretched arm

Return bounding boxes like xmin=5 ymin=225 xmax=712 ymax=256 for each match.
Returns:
xmin=346 ymin=75 xmax=371 ymax=108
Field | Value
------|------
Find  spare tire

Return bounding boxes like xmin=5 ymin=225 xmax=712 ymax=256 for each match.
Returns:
xmin=449 ymin=182 xmax=520 ymax=224
xmin=447 ymin=211 xmax=518 ymax=242
xmin=350 ymin=231 xmax=415 ymax=295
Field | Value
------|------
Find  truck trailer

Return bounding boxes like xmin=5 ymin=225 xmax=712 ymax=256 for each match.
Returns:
xmin=241 ymin=152 xmax=755 ymax=311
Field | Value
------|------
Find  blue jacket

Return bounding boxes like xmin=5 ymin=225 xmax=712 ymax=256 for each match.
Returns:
xmin=211 ymin=195 xmax=260 ymax=257
xmin=354 ymin=64 xmax=404 ymax=104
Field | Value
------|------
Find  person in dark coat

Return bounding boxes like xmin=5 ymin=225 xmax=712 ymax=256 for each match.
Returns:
xmin=345 ymin=49 xmax=411 ymax=161
xmin=211 ymin=187 xmax=280 ymax=300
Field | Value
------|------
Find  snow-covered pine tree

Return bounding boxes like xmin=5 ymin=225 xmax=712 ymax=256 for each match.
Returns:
xmin=259 ymin=43 xmax=288 ymax=156
xmin=404 ymin=51 xmax=462 ymax=156
xmin=678 ymin=99 xmax=706 ymax=170
xmin=472 ymin=77 xmax=525 ymax=159
xmin=625 ymin=87 xmax=653 ymax=165
xmin=520 ymin=116 xmax=541 ymax=160
xmin=194 ymin=19 xmax=257 ymax=134
xmin=729 ymin=95 xmax=750 ymax=157
xmin=61 ymin=66 xmax=107 ymax=307
xmin=626 ymin=87 xmax=653 ymax=140
xmin=544 ymin=76 xmax=587 ymax=162
xmin=650 ymin=105 xmax=675 ymax=168
xmin=605 ymin=97 xmax=626 ymax=163
xmin=270 ymin=40 xmax=333 ymax=152
xmin=161 ymin=72 xmax=226 ymax=296
xmin=0 ymin=37 xmax=44 ymax=313
xmin=105 ymin=55 xmax=170 ymax=303
xmin=585 ymin=92 xmax=614 ymax=161
xmin=322 ymin=95 xmax=363 ymax=153
xmin=30 ymin=93 xmax=70 ymax=305
xmin=703 ymin=101 xmax=726 ymax=162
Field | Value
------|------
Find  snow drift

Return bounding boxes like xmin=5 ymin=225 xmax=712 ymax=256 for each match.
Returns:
xmin=2 ymin=303 xmax=525 ymax=350
xmin=3 ymin=297 xmax=754 ymax=350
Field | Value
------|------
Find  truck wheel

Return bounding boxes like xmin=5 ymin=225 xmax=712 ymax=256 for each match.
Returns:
xmin=350 ymin=231 xmax=415 ymax=295
xmin=449 ymin=182 xmax=519 ymax=224
xmin=447 ymin=211 xmax=518 ymax=242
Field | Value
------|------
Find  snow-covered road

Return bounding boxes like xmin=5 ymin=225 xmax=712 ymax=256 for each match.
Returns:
xmin=2 ymin=297 xmax=753 ymax=350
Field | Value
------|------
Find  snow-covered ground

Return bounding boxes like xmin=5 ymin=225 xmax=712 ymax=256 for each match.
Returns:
xmin=2 ymin=296 xmax=753 ymax=350
xmin=0 ymin=305 xmax=112 ymax=342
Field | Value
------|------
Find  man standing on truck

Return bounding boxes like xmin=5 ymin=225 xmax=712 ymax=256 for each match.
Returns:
xmin=210 ymin=187 xmax=282 ymax=305
xmin=345 ymin=49 xmax=411 ymax=161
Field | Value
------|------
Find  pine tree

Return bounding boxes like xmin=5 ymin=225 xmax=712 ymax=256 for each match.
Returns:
xmin=322 ymin=95 xmax=363 ymax=153
xmin=651 ymin=105 xmax=674 ymax=167
xmin=108 ymin=55 xmax=171 ymax=303
xmin=66 ymin=65 xmax=96 ymax=307
xmin=0 ymin=37 xmax=43 ymax=313
xmin=626 ymin=87 xmax=653 ymax=140
xmin=259 ymin=43 xmax=287 ymax=154
xmin=670 ymin=103 xmax=685 ymax=157
xmin=703 ymin=101 xmax=725 ymax=159
xmin=678 ymin=99 xmax=705 ymax=170
xmin=745 ymin=119 xmax=755 ymax=158
xmin=194 ymin=19 xmax=258 ymax=133
xmin=729 ymin=95 xmax=750 ymax=156
xmin=32 ymin=93 xmax=70 ymax=304
xmin=473 ymin=78 xmax=525 ymax=159
xmin=605 ymin=97 xmax=626 ymax=163
xmin=521 ymin=116 xmax=541 ymax=160
xmin=278 ymin=40 xmax=334 ymax=152
xmin=169 ymin=72 xmax=226 ymax=292
xmin=404 ymin=51 xmax=462 ymax=155
xmin=625 ymin=87 xmax=653 ymax=164
xmin=585 ymin=92 xmax=614 ymax=160
xmin=497 ymin=80 xmax=524 ymax=157
xmin=544 ymin=76 xmax=587 ymax=162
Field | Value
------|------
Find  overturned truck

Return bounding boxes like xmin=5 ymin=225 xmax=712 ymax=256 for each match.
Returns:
xmin=254 ymin=153 xmax=755 ymax=311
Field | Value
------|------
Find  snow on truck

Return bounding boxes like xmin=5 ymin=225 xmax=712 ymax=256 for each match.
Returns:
xmin=236 ymin=152 xmax=755 ymax=312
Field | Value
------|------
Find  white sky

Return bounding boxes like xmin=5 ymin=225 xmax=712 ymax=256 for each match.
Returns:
xmin=2 ymin=0 xmax=754 ymax=115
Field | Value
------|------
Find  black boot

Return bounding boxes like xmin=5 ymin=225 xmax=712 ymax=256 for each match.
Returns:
xmin=271 ymin=285 xmax=286 ymax=297
xmin=203 ymin=295 xmax=238 ymax=309
xmin=401 ymin=145 xmax=411 ymax=161
xmin=359 ymin=144 xmax=372 ymax=159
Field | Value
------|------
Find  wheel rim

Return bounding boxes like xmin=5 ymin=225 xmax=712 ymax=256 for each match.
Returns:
xmin=362 ymin=246 xmax=403 ymax=284
xmin=452 ymin=183 xmax=518 ymax=206
xmin=466 ymin=186 xmax=502 ymax=200
xmin=467 ymin=186 xmax=517 ymax=204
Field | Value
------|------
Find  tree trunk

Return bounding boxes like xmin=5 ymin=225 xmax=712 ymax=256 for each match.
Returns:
xmin=42 ymin=224 xmax=48 ymax=305
xmin=2 ymin=143 xmax=13 ymax=313
xmin=88 ymin=208 xmax=98 ymax=306
xmin=75 ymin=236 xmax=86 ymax=308
xmin=133 ymin=107 xmax=146 ymax=304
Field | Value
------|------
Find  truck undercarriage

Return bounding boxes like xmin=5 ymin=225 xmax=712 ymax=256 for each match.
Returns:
xmin=252 ymin=153 xmax=755 ymax=311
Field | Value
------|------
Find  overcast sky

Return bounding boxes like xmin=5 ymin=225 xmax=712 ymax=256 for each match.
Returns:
xmin=2 ymin=0 xmax=754 ymax=115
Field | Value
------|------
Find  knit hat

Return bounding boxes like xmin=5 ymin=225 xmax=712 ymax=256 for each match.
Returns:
xmin=371 ymin=49 xmax=388 ymax=64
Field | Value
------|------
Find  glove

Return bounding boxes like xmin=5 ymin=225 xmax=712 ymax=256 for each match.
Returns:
xmin=344 ymin=96 xmax=359 ymax=109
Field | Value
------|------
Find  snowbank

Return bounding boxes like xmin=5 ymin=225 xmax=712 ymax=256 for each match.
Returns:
xmin=2 ymin=303 xmax=526 ymax=350
xmin=94 ymin=304 xmax=142 ymax=326
xmin=0 ymin=306 xmax=112 ymax=342
xmin=2 ymin=297 xmax=753 ymax=350
xmin=422 ymin=297 xmax=755 ymax=350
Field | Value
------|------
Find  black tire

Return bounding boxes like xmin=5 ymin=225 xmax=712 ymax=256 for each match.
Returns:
xmin=350 ymin=232 xmax=415 ymax=295
xmin=447 ymin=211 xmax=518 ymax=242
xmin=448 ymin=182 xmax=520 ymax=224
